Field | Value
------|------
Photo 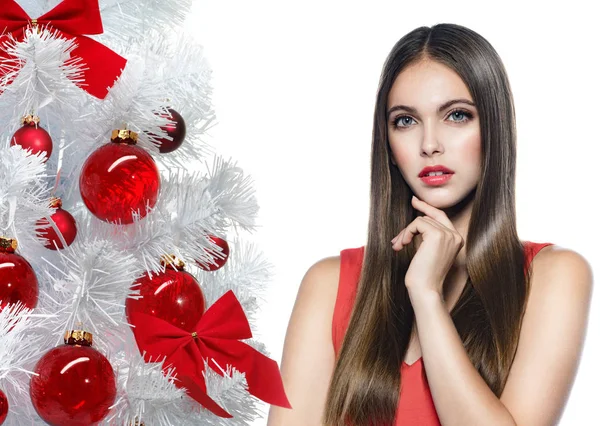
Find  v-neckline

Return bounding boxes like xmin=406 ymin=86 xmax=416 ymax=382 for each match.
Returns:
xmin=402 ymin=356 xmax=423 ymax=368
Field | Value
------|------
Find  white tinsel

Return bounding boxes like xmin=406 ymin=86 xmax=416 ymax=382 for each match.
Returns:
xmin=0 ymin=303 xmax=56 ymax=424
xmin=0 ymin=303 xmax=51 ymax=387
xmin=0 ymin=145 xmax=53 ymax=252
xmin=199 ymin=240 xmax=273 ymax=324
xmin=0 ymin=27 xmax=85 ymax=127
xmin=36 ymin=238 xmax=140 ymax=351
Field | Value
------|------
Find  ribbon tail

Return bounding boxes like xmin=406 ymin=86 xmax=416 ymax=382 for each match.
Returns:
xmin=177 ymin=375 xmax=233 ymax=418
xmin=242 ymin=346 xmax=292 ymax=408
xmin=70 ymin=35 xmax=126 ymax=99
xmin=204 ymin=339 xmax=292 ymax=409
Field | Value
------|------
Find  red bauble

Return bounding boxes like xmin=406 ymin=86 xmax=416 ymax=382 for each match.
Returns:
xmin=0 ymin=389 xmax=8 ymax=425
xmin=156 ymin=108 xmax=186 ymax=153
xmin=196 ymin=235 xmax=230 ymax=271
xmin=30 ymin=342 xmax=116 ymax=426
xmin=36 ymin=199 xmax=77 ymax=250
xmin=0 ymin=238 xmax=38 ymax=311
xmin=126 ymin=263 xmax=205 ymax=331
xmin=79 ymin=131 xmax=160 ymax=224
xmin=10 ymin=116 xmax=53 ymax=162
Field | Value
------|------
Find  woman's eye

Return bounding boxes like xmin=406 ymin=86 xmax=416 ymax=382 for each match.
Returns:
xmin=447 ymin=109 xmax=473 ymax=122
xmin=394 ymin=116 xmax=415 ymax=128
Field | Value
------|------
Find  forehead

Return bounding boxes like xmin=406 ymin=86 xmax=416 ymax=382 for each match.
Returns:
xmin=387 ymin=60 xmax=473 ymax=109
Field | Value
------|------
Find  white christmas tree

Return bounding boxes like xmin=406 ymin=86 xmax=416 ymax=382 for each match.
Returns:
xmin=0 ymin=0 xmax=289 ymax=425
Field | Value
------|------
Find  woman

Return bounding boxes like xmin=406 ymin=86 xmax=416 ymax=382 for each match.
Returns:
xmin=267 ymin=23 xmax=592 ymax=426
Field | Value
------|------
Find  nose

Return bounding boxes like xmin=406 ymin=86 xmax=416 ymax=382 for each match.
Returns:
xmin=420 ymin=121 xmax=443 ymax=157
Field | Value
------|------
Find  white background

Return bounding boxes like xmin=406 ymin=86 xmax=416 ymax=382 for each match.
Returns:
xmin=187 ymin=1 xmax=599 ymax=425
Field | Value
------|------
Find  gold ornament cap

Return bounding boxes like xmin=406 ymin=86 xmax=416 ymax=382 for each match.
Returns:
xmin=27 ymin=19 xmax=42 ymax=34
xmin=49 ymin=197 xmax=62 ymax=209
xmin=160 ymin=254 xmax=186 ymax=271
xmin=111 ymin=129 xmax=138 ymax=145
xmin=0 ymin=237 xmax=18 ymax=254
xmin=21 ymin=115 xmax=40 ymax=126
xmin=64 ymin=330 xmax=93 ymax=347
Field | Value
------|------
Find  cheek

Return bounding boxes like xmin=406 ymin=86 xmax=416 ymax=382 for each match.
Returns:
xmin=389 ymin=137 xmax=414 ymax=170
xmin=465 ymin=134 xmax=482 ymax=169
xmin=451 ymin=126 xmax=482 ymax=170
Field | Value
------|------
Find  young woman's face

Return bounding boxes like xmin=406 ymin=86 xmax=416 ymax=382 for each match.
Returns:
xmin=386 ymin=59 xmax=481 ymax=210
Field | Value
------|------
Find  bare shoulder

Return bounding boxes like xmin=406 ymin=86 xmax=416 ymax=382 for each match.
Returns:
xmin=290 ymin=255 xmax=342 ymax=323
xmin=287 ymin=255 xmax=342 ymax=334
xmin=529 ymin=244 xmax=593 ymax=292
xmin=500 ymin=245 xmax=593 ymax=425
xmin=266 ymin=255 xmax=342 ymax=426
xmin=299 ymin=255 xmax=342 ymax=300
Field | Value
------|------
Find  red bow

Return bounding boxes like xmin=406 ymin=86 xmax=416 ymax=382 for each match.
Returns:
xmin=129 ymin=290 xmax=292 ymax=418
xmin=0 ymin=0 xmax=126 ymax=99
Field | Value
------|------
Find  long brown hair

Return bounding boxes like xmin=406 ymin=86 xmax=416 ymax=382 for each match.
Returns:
xmin=324 ymin=23 xmax=530 ymax=425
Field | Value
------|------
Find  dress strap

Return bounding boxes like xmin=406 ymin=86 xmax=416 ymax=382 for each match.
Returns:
xmin=524 ymin=241 xmax=554 ymax=270
xmin=332 ymin=246 xmax=365 ymax=356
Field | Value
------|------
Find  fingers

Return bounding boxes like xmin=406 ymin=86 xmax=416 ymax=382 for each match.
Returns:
xmin=392 ymin=217 xmax=430 ymax=250
xmin=391 ymin=216 xmax=453 ymax=251
xmin=391 ymin=195 xmax=463 ymax=251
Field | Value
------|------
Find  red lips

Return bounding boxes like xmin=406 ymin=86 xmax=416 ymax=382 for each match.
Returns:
xmin=418 ymin=165 xmax=455 ymax=177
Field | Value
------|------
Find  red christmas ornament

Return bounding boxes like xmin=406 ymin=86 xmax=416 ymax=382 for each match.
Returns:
xmin=29 ymin=330 xmax=116 ymax=426
xmin=35 ymin=198 xmax=77 ymax=250
xmin=196 ymin=235 xmax=230 ymax=271
xmin=79 ymin=130 xmax=160 ymax=224
xmin=126 ymin=256 xmax=205 ymax=331
xmin=0 ymin=389 xmax=8 ymax=425
xmin=156 ymin=108 xmax=186 ymax=153
xmin=10 ymin=115 xmax=53 ymax=162
xmin=0 ymin=237 xmax=38 ymax=312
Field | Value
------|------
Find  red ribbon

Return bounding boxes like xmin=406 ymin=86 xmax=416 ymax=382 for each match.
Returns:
xmin=129 ymin=290 xmax=292 ymax=418
xmin=0 ymin=0 xmax=126 ymax=99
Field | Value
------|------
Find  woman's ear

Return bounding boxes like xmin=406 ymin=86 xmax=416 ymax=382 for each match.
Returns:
xmin=390 ymin=156 xmax=397 ymax=167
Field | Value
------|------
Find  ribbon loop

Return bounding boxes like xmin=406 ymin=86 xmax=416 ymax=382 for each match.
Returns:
xmin=0 ymin=0 xmax=126 ymax=99
xmin=38 ymin=0 xmax=105 ymax=35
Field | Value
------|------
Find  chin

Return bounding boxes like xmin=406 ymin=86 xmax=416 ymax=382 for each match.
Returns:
xmin=427 ymin=199 xmax=457 ymax=210
xmin=416 ymin=188 xmax=477 ymax=214
xmin=414 ymin=192 xmax=462 ymax=210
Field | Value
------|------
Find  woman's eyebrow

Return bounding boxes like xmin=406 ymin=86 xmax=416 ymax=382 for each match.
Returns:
xmin=387 ymin=98 xmax=476 ymax=119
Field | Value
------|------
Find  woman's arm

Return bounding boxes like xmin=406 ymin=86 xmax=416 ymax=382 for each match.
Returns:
xmin=409 ymin=245 xmax=593 ymax=426
xmin=267 ymin=256 xmax=341 ymax=426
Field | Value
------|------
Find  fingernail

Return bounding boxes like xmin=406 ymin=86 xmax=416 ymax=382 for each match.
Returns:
xmin=391 ymin=236 xmax=398 ymax=243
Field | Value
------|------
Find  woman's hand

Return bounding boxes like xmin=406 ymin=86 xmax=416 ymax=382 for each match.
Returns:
xmin=391 ymin=195 xmax=464 ymax=297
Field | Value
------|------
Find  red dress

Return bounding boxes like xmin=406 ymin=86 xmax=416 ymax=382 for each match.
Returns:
xmin=331 ymin=241 xmax=554 ymax=425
